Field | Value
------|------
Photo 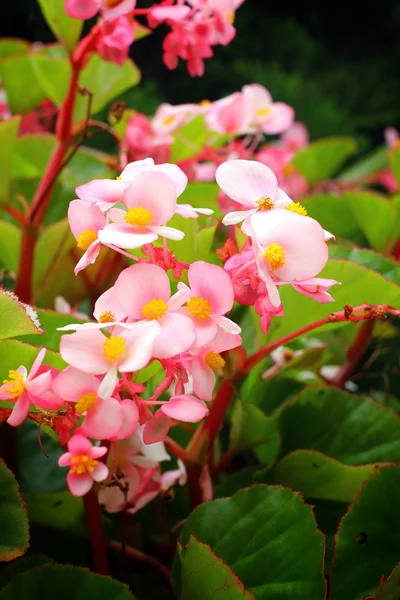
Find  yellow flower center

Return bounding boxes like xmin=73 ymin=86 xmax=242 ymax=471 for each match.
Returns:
xmin=200 ymin=99 xmax=211 ymax=108
xmin=116 ymin=175 xmax=122 ymax=180
xmin=283 ymin=163 xmax=295 ymax=178
xmin=141 ymin=298 xmax=168 ymax=321
xmin=70 ymin=455 xmax=98 ymax=475
xmin=227 ymin=10 xmax=234 ymax=23
xmin=256 ymin=196 xmax=274 ymax=210
xmin=284 ymin=202 xmax=308 ymax=217
xmin=256 ymin=107 xmax=271 ymax=118
xmin=205 ymin=351 xmax=226 ymax=371
xmin=75 ymin=392 xmax=97 ymax=415
xmin=105 ymin=0 xmax=123 ymax=6
xmin=124 ymin=207 xmax=153 ymax=227
xmin=103 ymin=335 xmax=126 ymax=363
xmin=98 ymin=311 xmax=115 ymax=324
xmin=2 ymin=370 xmax=25 ymax=399
xmin=76 ymin=229 xmax=97 ymax=251
xmin=186 ymin=297 xmax=212 ymax=320
xmin=264 ymin=243 xmax=286 ymax=270
xmin=163 ymin=116 xmax=175 ymax=127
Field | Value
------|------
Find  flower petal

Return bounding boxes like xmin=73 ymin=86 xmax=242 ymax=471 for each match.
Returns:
xmin=119 ymin=321 xmax=161 ymax=372
xmin=216 ymin=159 xmax=278 ymax=206
xmin=68 ymin=200 xmax=106 ymax=238
xmin=188 ymin=261 xmax=234 ymax=315
xmin=98 ymin=224 xmax=158 ymax=249
xmin=152 ymin=313 xmax=196 ymax=359
xmin=60 ymin=329 xmax=111 ymax=374
xmin=7 ymin=393 xmax=31 ymax=427
xmin=82 ymin=397 xmax=123 ymax=440
xmin=116 ymin=263 xmax=171 ymax=319
xmin=122 ymin=171 xmax=177 ymax=224
xmin=76 ymin=179 xmax=127 ymax=204
xmin=92 ymin=461 xmax=109 ymax=482
xmin=160 ymin=395 xmax=208 ymax=423
xmin=191 ymin=357 xmax=216 ymax=402
xmin=67 ymin=472 xmax=93 ymax=496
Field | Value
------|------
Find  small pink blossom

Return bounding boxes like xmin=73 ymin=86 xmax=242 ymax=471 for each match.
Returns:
xmin=289 ymin=277 xmax=340 ymax=303
xmin=280 ymin=122 xmax=309 ymax=152
xmin=0 ymin=348 xmax=52 ymax=427
xmin=97 ymin=16 xmax=135 ymax=66
xmin=55 ymin=296 xmax=89 ymax=321
xmin=65 ymin=0 xmax=136 ymax=21
xmin=242 ymin=84 xmax=294 ymax=135
xmin=58 ymin=434 xmax=108 ymax=497
xmin=205 ymin=92 xmax=252 ymax=135
xmin=68 ymin=200 xmax=106 ymax=274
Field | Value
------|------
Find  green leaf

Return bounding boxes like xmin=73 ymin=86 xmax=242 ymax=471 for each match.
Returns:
xmin=0 ymin=340 xmax=65 ymax=381
xmin=170 ymin=116 xmax=209 ymax=163
xmin=293 ymin=137 xmax=357 ymax=184
xmin=12 ymin=135 xmax=56 ymax=180
xmin=376 ymin=564 xmax=400 ymax=599
xmin=0 ymin=38 xmax=30 ymax=59
xmin=174 ymin=485 xmax=326 ymax=600
xmin=0 ymin=555 xmax=54 ymax=589
xmin=0 ymin=291 xmax=42 ymax=340
xmin=0 ymin=221 xmax=21 ymax=273
xmin=175 ymin=536 xmax=255 ymax=599
xmin=240 ymin=367 xmax=304 ymax=416
xmin=29 ymin=54 xmax=70 ymax=107
xmin=342 ymin=190 xmax=397 ymax=252
xmin=0 ymin=564 xmax=135 ymax=599
xmin=17 ymin=309 xmax=84 ymax=352
xmin=301 ymin=194 xmax=366 ymax=245
xmin=328 ymin=246 xmax=400 ymax=284
xmin=339 ymin=145 xmax=388 ymax=181
xmin=0 ymin=117 xmax=21 ymax=203
xmin=278 ymin=386 xmax=400 ymax=464
xmin=271 ymin=449 xmax=390 ymax=502
xmin=0 ymin=460 xmax=29 ymax=561
xmin=178 ymin=182 xmax=221 ymax=218
xmin=195 ymin=225 xmax=217 ymax=262
xmin=269 ymin=259 xmax=400 ymax=344
xmin=330 ymin=466 xmax=400 ymax=600
xmin=229 ymin=400 xmax=280 ymax=465
xmin=23 ymin=491 xmax=87 ymax=537
xmin=38 ymin=0 xmax=83 ymax=52
xmin=0 ymin=54 xmax=46 ymax=113
xmin=388 ymin=147 xmax=400 ymax=187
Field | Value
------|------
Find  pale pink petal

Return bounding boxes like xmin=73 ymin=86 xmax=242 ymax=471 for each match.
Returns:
xmin=192 ymin=319 xmax=218 ymax=348
xmin=192 ymin=357 xmax=216 ymax=402
xmin=58 ymin=452 xmax=72 ymax=467
xmin=168 ymin=285 xmax=191 ymax=311
xmin=274 ymin=188 xmax=293 ymax=208
xmin=60 ymin=329 xmax=111 ymax=374
xmin=111 ymin=399 xmax=139 ymax=440
xmin=213 ymin=315 xmax=241 ymax=335
xmin=68 ymin=200 xmax=106 ymax=238
xmin=76 ymin=179 xmax=127 ymax=204
xmin=25 ymin=371 xmax=52 ymax=397
xmin=160 ymin=395 xmax=208 ymax=423
xmin=119 ymin=158 xmax=154 ymax=178
xmin=142 ymin=412 xmax=170 ymax=444
xmin=216 ymin=159 xmax=278 ymax=207
xmin=101 ymin=0 xmax=136 ymax=21
xmin=82 ymin=397 xmax=123 ymax=440
xmin=208 ymin=330 xmax=243 ymax=354
xmin=65 ymin=0 xmax=99 ymax=19
xmin=97 ymin=367 xmax=118 ymax=398
xmin=108 ymin=207 xmax=126 ymax=224
xmin=161 ymin=459 xmax=187 ymax=490
xmin=242 ymin=83 xmax=272 ymax=110
xmin=148 ymin=225 xmax=184 ymax=240
xmin=116 ymin=263 xmax=171 ymax=319
xmin=152 ymin=313 xmax=196 ymax=359
xmin=175 ymin=204 xmax=213 ymax=218
xmin=91 ymin=461 xmax=109 ymax=482
xmin=52 ymin=367 xmax=99 ymax=402
xmin=94 ymin=286 xmax=127 ymax=323
xmin=91 ymin=445 xmax=108 ymax=459
xmin=68 ymin=435 xmax=93 ymax=455
xmin=188 ymin=261 xmax=234 ymax=315
xmin=119 ymin=321 xmax=161 ymax=371
xmin=222 ymin=208 xmax=256 ymax=226
xmin=28 ymin=348 xmax=46 ymax=379
xmin=122 ymin=171 xmax=177 ymax=224
xmin=67 ymin=472 xmax=93 ymax=496
xmin=16 ymin=366 xmax=28 ymax=379
xmin=98 ymin=224 xmax=158 ymax=249
xmin=7 ymin=393 xmax=31 ymax=427
xmin=262 ymin=102 xmax=295 ymax=135
xmin=74 ymin=240 xmax=101 ymax=275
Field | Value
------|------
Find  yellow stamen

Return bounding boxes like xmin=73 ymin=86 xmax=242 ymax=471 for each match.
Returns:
xmin=141 ymin=298 xmax=168 ymax=321
xmin=105 ymin=0 xmax=123 ymax=7
xmin=163 ymin=116 xmax=175 ymax=127
xmin=116 ymin=175 xmax=122 ymax=180
xmin=76 ymin=229 xmax=97 ymax=251
xmin=256 ymin=196 xmax=274 ymax=210
xmin=227 ymin=10 xmax=234 ymax=24
xmin=205 ymin=351 xmax=226 ymax=371
xmin=256 ymin=107 xmax=271 ymax=118
xmin=104 ymin=335 xmax=126 ymax=363
xmin=264 ymin=243 xmax=285 ymax=270
xmin=124 ymin=207 xmax=153 ymax=227
xmin=283 ymin=162 xmax=295 ymax=178
xmin=2 ymin=370 xmax=25 ymax=399
xmin=186 ymin=297 xmax=212 ymax=320
xmin=200 ymin=99 xmax=211 ymax=108
xmin=75 ymin=392 xmax=97 ymax=415
xmin=70 ymin=454 xmax=98 ymax=475
xmin=284 ymin=202 xmax=308 ymax=217
xmin=99 ymin=311 xmax=115 ymax=324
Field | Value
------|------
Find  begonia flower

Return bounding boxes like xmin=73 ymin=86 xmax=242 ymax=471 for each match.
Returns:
xmin=58 ymin=434 xmax=108 ymax=496
xmin=242 ymin=84 xmax=294 ymax=135
xmin=65 ymin=0 xmax=136 ymax=21
xmin=68 ymin=200 xmax=106 ymax=274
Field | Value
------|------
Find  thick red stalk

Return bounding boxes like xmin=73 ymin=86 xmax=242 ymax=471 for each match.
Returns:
xmin=333 ymin=319 xmax=375 ymax=387
xmin=83 ymin=490 xmax=110 ymax=575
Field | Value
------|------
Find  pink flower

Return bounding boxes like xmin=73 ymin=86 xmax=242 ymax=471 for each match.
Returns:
xmin=151 ymin=102 xmax=203 ymax=138
xmin=242 ymin=84 xmax=294 ymax=135
xmin=256 ymin=147 xmax=309 ymax=200
xmin=68 ymin=200 xmax=106 ymax=274
xmin=65 ymin=0 xmax=136 ymax=21
xmin=114 ymin=263 xmax=196 ymax=359
xmin=60 ymin=321 xmax=161 ymax=398
xmin=289 ymin=277 xmax=340 ymax=303
xmin=187 ymin=329 xmax=242 ymax=401
xmin=176 ymin=261 xmax=241 ymax=346
xmin=216 ymin=159 xmax=293 ymax=226
xmin=0 ymin=348 xmax=52 ymax=426
xmin=58 ymin=434 xmax=108 ymax=497
xmin=250 ymin=209 xmax=329 ymax=307
xmin=281 ymin=122 xmax=309 ymax=152
xmin=385 ymin=126 xmax=400 ymax=150
xmin=160 ymin=393 xmax=208 ymax=421
xmin=97 ymin=16 xmax=135 ymax=66
xmin=55 ymin=296 xmax=89 ymax=321
xmin=53 ymin=366 xmax=138 ymax=440
xmin=254 ymin=294 xmax=284 ymax=335
xmin=125 ymin=114 xmax=171 ymax=163
xmin=205 ymin=92 xmax=252 ymax=135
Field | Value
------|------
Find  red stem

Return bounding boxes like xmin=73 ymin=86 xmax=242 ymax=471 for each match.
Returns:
xmin=108 ymin=541 xmax=170 ymax=582
xmin=164 ymin=437 xmax=190 ymax=462
xmin=333 ymin=319 xmax=375 ymax=387
xmin=14 ymin=225 xmax=37 ymax=303
xmin=83 ymin=490 xmax=110 ymax=575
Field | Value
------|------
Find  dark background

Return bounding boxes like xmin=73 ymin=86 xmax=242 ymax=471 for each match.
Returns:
xmin=1 ymin=0 xmax=400 ymax=144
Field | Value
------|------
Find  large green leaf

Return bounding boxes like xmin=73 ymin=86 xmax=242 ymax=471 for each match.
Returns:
xmin=301 ymin=194 xmax=366 ymax=245
xmin=0 ymin=565 xmax=135 ymax=599
xmin=329 ymin=246 xmax=400 ymax=284
xmin=292 ymin=137 xmax=357 ymax=184
xmin=388 ymin=147 xmax=400 ymax=186
xmin=12 ymin=135 xmax=56 ymax=180
xmin=175 ymin=536 xmax=254 ymax=599
xmin=178 ymin=182 xmax=221 ymax=218
xmin=0 ymin=291 xmax=42 ymax=340
xmin=339 ymin=145 xmax=388 ymax=181
xmin=0 ymin=54 xmax=46 ymax=113
xmin=174 ymin=485 xmax=326 ymax=600
xmin=29 ymin=54 xmax=71 ymax=107
xmin=376 ymin=564 xmax=400 ymax=599
xmin=0 ymin=221 xmax=21 ymax=273
xmin=229 ymin=400 xmax=280 ymax=465
xmin=271 ymin=449 xmax=390 ymax=503
xmin=278 ymin=386 xmax=400 ymax=464
xmin=343 ymin=190 xmax=397 ymax=252
xmin=269 ymin=259 xmax=400 ymax=344
xmin=0 ymin=460 xmax=29 ymax=561
xmin=38 ymin=0 xmax=83 ymax=52
xmin=0 ymin=38 xmax=30 ymax=59
xmin=330 ymin=466 xmax=400 ymax=600
xmin=23 ymin=491 xmax=87 ymax=537
xmin=0 ymin=555 xmax=54 ymax=589
xmin=0 ymin=340 xmax=65 ymax=381
xmin=0 ymin=117 xmax=21 ymax=203
xmin=17 ymin=309 xmax=85 ymax=351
